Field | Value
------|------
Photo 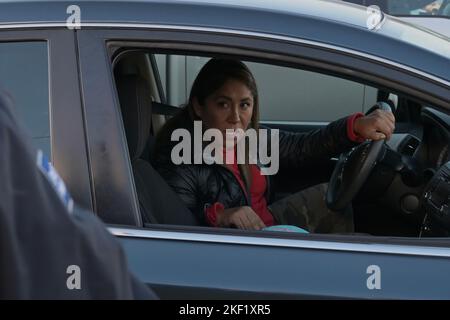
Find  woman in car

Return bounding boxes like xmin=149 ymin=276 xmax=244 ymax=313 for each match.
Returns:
xmin=153 ymin=58 xmax=395 ymax=233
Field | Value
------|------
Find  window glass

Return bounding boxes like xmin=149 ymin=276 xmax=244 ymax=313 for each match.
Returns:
xmin=0 ymin=41 xmax=50 ymax=157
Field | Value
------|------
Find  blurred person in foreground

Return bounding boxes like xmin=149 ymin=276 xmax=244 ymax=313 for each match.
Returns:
xmin=0 ymin=90 xmax=157 ymax=299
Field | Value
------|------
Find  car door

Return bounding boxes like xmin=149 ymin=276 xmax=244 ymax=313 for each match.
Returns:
xmin=0 ymin=28 xmax=92 ymax=212
xmin=76 ymin=26 xmax=450 ymax=299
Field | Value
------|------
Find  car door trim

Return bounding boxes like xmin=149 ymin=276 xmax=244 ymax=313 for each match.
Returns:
xmin=109 ymin=227 xmax=450 ymax=258
xmin=1 ymin=22 xmax=449 ymax=88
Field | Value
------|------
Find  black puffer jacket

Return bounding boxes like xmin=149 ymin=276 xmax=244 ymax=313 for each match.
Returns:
xmin=153 ymin=108 xmax=358 ymax=226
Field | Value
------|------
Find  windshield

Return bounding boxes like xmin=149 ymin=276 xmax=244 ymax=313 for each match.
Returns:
xmin=390 ymin=0 xmax=449 ymax=16
xmin=344 ymin=0 xmax=450 ymax=17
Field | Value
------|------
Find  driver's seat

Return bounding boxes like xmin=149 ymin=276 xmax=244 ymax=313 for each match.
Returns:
xmin=116 ymin=74 xmax=199 ymax=226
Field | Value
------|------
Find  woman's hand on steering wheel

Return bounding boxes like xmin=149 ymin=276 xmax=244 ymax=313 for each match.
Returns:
xmin=353 ymin=109 xmax=396 ymax=141
xmin=326 ymin=102 xmax=396 ymax=211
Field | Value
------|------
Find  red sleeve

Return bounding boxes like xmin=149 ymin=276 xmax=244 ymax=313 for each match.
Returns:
xmin=346 ymin=112 xmax=366 ymax=143
xmin=205 ymin=202 xmax=225 ymax=227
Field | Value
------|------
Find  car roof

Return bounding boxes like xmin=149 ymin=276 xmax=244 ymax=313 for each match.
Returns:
xmin=0 ymin=0 xmax=423 ymax=28
xmin=1 ymin=0 xmax=449 ymax=83
xmin=1 ymin=0 xmax=373 ymax=27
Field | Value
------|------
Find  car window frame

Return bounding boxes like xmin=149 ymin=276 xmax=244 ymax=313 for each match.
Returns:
xmin=77 ymin=26 xmax=450 ymax=248
xmin=0 ymin=27 xmax=93 ymax=212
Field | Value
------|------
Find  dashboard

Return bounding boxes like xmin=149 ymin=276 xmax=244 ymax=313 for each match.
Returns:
xmin=387 ymin=109 xmax=450 ymax=170
xmin=421 ymin=107 xmax=450 ymax=169
xmin=369 ymin=106 xmax=450 ymax=236
xmin=419 ymin=107 xmax=450 ymax=235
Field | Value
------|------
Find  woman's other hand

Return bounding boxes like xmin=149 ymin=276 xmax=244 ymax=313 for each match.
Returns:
xmin=217 ymin=206 xmax=266 ymax=230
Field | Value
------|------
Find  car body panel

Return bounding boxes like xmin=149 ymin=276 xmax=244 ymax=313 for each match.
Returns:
xmin=112 ymin=227 xmax=450 ymax=299
xmin=400 ymin=16 xmax=450 ymax=38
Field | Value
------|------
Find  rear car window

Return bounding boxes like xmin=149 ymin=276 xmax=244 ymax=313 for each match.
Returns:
xmin=0 ymin=41 xmax=50 ymax=158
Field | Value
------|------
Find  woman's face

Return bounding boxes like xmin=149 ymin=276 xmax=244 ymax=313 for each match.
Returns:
xmin=193 ymin=79 xmax=254 ymax=146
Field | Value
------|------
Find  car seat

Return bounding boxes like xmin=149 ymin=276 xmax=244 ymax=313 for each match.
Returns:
xmin=116 ymin=74 xmax=199 ymax=226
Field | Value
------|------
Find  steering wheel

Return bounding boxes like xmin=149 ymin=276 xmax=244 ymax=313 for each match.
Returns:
xmin=326 ymin=102 xmax=391 ymax=211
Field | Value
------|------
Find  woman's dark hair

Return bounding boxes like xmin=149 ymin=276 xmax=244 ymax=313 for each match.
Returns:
xmin=186 ymin=58 xmax=259 ymax=131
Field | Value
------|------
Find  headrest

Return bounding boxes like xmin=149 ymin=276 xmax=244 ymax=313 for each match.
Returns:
xmin=116 ymin=75 xmax=152 ymax=162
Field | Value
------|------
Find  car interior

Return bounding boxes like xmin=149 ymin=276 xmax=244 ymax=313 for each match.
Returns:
xmin=112 ymin=48 xmax=450 ymax=239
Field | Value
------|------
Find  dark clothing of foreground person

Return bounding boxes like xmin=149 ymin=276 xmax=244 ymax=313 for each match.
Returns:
xmin=0 ymin=91 xmax=157 ymax=299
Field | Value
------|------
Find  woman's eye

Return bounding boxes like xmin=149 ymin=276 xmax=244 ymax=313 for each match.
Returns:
xmin=241 ymin=102 xmax=251 ymax=109
xmin=218 ymin=101 xmax=229 ymax=108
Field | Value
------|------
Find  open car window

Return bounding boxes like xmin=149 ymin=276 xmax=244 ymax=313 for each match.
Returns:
xmin=111 ymin=47 xmax=450 ymax=240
